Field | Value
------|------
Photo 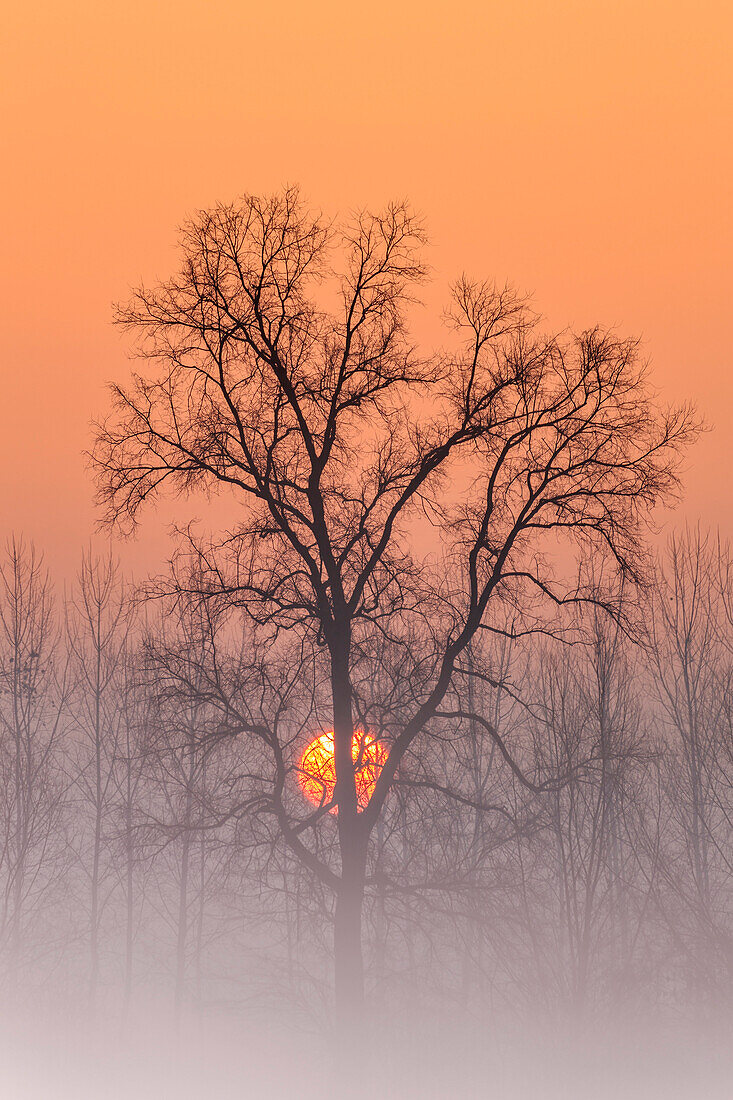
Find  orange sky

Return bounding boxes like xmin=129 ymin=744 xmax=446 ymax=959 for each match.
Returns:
xmin=1 ymin=1 xmax=731 ymax=580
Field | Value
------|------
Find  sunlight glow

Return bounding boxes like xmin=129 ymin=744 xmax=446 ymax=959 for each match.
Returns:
xmin=298 ymin=730 xmax=387 ymax=813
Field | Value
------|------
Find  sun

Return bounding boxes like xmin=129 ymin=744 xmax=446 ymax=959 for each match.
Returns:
xmin=298 ymin=730 xmax=387 ymax=813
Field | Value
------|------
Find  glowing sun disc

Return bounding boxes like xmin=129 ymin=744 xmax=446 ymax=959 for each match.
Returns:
xmin=298 ymin=730 xmax=387 ymax=813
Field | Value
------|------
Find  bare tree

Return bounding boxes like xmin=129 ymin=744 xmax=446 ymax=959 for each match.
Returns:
xmin=521 ymin=604 xmax=648 ymax=1016
xmin=92 ymin=187 xmax=697 ymax=1036
xmin=0 ymin=538 xmax=69 ymax=996
xmin=137 ymin=596 xmax=249 ymax=1026
xmin=113 ymin=639 xmax=149 ymax=1016
xmin=66 ymin=548 xmax=131 ymax=1007
xmin=647 ymin=528 xmax=733 ymax=1001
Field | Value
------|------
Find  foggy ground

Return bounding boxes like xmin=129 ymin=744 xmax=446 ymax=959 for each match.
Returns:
xmin=2 ymin=1009 xmax=730 ymax=1099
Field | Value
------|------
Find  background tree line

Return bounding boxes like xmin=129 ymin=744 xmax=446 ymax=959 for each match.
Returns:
xmin=0 ymin=526 xmax=729 ymax=1036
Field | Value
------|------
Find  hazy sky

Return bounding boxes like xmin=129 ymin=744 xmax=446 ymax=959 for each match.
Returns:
xmin=2 ymin=1 xmax=731 ymax=579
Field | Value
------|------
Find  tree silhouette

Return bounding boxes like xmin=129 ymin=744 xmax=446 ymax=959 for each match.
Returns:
xmin=92 ymin=187 xmax=697 ymax=1037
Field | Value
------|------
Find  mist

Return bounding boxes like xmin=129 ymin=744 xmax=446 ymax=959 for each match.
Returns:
xmin=0 ymin=524 xmax=730 ymax=1098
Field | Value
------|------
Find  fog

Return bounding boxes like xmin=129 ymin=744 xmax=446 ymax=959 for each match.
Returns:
xmin=1 ymin=1005 xmax=730 ymax=1098
xmin=0 ymin=528 xmax=730 ymax=1099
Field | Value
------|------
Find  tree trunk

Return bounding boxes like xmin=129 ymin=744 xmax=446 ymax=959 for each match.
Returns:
xmin=89 ymin=635 xmax=103 ymax=1009
xmin=330 ymin=631 xmax=369 ymax=1033
xmin=122 ymin=780 xmax=134 ymax=1018
xmin=174 ymin=735 xmax=196 ymax=1028
xmin=334 ymin=832 xmax=367 ymax=1027
xmin=174 ymin=814 xmax=192 ymax=1027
